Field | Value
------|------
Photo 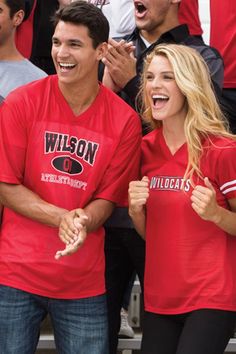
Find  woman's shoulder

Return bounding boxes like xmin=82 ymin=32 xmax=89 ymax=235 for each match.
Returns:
xmin=204 ymin=135 xmax=236 ymax=150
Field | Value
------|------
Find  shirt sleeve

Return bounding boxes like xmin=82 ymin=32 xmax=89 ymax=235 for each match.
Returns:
xmin=94 ymin=111 xmax=141 ymax=206
xmin=216 ymin=145 xmax=236 ymax=200
xmin=0 ymin=93 xmax=28 ymax=184
xmin=110 ymin=0 xmax=135 ymax=35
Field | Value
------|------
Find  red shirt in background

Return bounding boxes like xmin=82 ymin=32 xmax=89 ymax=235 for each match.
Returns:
xmin=210 ymin=0 xmax=236 ymax=88
xmin=179 ymin=0 xmax=203 ymax=36
xmin=15 ymin=0 xmax=37 ymax=58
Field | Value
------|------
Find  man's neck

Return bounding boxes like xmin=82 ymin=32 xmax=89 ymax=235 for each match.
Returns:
xmin=59 ymin=80 xmax=100 ymax=116
xmin=139 ymin=8 xmax=180 ymax=44
xmin=140 ymin=22 xmax=180 ymax=44
xmin=0 ymin=42 xmax=23 ymax=61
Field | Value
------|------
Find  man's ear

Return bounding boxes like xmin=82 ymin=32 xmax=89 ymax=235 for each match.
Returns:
xmin=13 ymin=9 xmax=25 ymax=28
xmin=96 ymin=42 xmax=108 ymax=61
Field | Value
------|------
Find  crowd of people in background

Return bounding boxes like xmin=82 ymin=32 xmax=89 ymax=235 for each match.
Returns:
xmin=0 ymin=1 xmax=236 ymax=354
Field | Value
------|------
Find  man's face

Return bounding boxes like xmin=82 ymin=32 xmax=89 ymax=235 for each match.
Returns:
xmin=51 ymin=21 xmax=102 ymax=88
xmin=0 ymin=0 xmax=13 ymax=46
xmin=133 ymin=0 xmax=172 ymax=32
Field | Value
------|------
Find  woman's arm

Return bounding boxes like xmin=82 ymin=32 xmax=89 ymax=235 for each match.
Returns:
xmin=191 ymin=177 xmax=236 ymax=235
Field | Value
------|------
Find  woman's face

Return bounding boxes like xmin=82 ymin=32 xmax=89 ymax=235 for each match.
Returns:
xmin=145 ymin=54 xmax=187 ymax=124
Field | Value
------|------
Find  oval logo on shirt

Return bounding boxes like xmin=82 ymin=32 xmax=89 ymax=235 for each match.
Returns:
xmin=52 ymin=156 xmax=83 ymax=175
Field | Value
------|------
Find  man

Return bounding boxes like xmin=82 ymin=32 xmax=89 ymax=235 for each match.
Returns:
xmin=102 ymin=0 xmax=223 ymax=106
xmin=15 ymin=0 xmax=36 ymax=58
xmin=0 ymin=0 xmax=47 ymax=98
xmin=0 ymin=2 xmax=141 ymax=353
xmin=101 ymin=1 xmax=224 ymax=353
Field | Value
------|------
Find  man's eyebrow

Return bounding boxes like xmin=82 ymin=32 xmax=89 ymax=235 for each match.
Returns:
xmin=52 ymin=37 xmax=83 ymax=45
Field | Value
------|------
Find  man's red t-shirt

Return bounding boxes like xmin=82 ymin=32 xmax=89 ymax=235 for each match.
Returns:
xmin=0 ymin=76 xmax=141 ymax=299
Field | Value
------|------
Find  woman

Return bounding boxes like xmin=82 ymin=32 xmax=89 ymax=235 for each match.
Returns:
xmin=129 ymin=43 xmax=236 ymax=354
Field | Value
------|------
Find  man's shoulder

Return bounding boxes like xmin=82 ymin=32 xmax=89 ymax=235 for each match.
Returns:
xmin=20 ymin=59 xmax=47 ymax=78
xmin=100 ymin=84 xmax=138 ymax=115
xmin=0 ymin=59 xmax=47 ymax=90
xmin=99 ymin=84 xmax=141 ymax=132
xmin=113 ymin=28 xmax=142 ymax=49
xmin=4 ymin=75 xmax=54 ymax=104
xmin=182 ymin=36 xmax=222 ymax=60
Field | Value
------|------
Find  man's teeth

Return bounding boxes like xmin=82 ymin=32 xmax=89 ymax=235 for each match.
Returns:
xmin=59 ymin=63 xmax=76 ymax=68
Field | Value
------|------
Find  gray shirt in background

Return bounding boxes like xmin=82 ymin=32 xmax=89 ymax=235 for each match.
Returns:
xmin=0 ymin=59 xmax=47 ymax=98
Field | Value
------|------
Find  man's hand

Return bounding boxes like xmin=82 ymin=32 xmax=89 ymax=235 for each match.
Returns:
xmin=55 ymin=225 xmax=87 ymax=260
xmin=55 ymin=208 xmax=88 ymax=260
xmin=102 ymin=38 xmax=136 ymax=89
xmin=102 ymin=65 xmax=121 ymax=92
xmin=58 ymin=208 xmax=88 ymax=245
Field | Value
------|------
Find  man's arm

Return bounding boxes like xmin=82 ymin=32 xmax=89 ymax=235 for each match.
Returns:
xmin=0 ymin=182 xmax=67 ymax=227
xmin=58 ymin=199 xmax=115 ymax=245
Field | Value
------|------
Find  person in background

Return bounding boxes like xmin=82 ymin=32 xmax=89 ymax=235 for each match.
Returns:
xmin=0 ymin=2 xmax=141 ymax=353
xmin=210 ymin=0 xmax=236 ymax=134
xmin=101 ymin=1 xmax=224 ymax=353
xmin=0 ymin=0 xmax=47 ymax=98
xmin=118 ymin=272 xmax=136 ymax=339
xmin=15 ymin=0 xmax=36 ymax=58
xmin=129 ymin=43 xmax=236 ymax=354
xmin=88 ymin=0 xmax=204 ymax=39
xmin=102 ymin=0 xmax=223 ymax=107
xmin=82 ymin=0 xmax=135 ymax=37
xmin=30 ymin=0 xmax=71 ymax=74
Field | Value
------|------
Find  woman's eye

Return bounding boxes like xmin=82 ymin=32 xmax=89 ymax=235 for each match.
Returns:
xmin=146 ymin=75 xmax=153 ymax=81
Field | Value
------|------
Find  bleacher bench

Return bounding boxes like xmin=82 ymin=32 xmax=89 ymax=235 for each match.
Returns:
xmin=37 ymin=334 xmax=236 ymax=353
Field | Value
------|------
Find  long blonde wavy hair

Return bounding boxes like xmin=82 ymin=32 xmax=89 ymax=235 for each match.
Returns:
xmin=139 ymin=43 xmax=236 ymax=182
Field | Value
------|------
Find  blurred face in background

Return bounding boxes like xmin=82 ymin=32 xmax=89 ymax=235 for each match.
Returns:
xmin=0 ymin=0 xmax=23 ymax=46
xmin=133 ymin=0 xmax=172 ymax=32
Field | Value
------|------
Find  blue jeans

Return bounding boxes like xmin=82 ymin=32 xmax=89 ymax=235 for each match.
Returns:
xmin=0 ymin=285 xmax=108 ymax=354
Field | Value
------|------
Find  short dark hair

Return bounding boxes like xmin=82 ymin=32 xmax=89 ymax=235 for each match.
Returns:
xmin=53 ymin=0 xmax=109 ymax=49
xmin=5 ymin=0 xmax=25 ymax=18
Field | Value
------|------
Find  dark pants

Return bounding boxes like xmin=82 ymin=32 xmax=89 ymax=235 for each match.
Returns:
xmin=122 ymin=271 xmax=137 ymax=311
xmin=105 ymin=227 xmax=145 ymax=354
xmin=141 ymin=309 xmax=236 ymax=354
